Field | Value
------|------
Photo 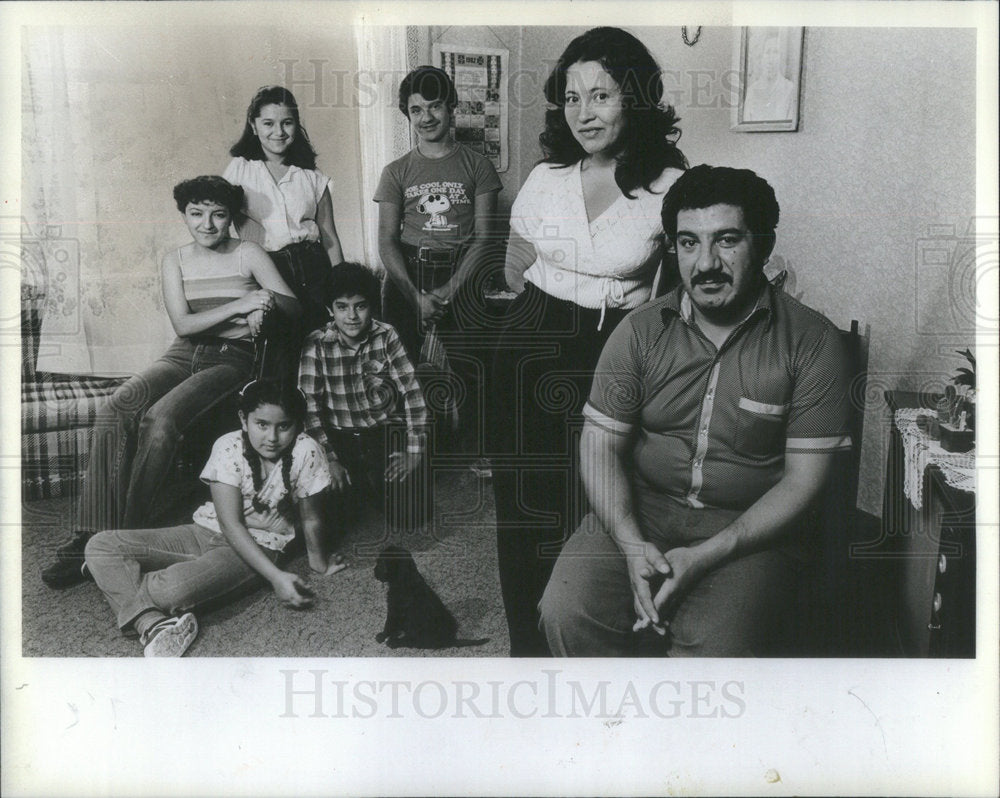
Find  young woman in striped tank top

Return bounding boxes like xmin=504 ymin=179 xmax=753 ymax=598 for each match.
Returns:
xmin=42 ymin=176 xmax=299 ymax=589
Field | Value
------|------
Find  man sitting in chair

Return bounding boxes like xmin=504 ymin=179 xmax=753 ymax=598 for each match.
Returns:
xmin=539 ymin=165 xmax=852 ymax=657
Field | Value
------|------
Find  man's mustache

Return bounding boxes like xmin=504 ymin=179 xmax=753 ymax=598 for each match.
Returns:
xmin=691 ymin=271 xmax=733 ymax=286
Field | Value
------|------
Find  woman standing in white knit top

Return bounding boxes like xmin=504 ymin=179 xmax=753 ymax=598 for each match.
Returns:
xmin=491 ymin=27 xmax=687 ymax=656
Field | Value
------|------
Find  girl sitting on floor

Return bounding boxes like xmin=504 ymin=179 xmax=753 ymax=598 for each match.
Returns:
xmin=84 ymin=380 xmax=345 ymax=657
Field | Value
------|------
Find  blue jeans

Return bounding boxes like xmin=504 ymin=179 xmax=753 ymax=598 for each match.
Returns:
xmin=84 ymin=523 xmax=279 ymax=633
xmin=76 ymin=337 xmax=254 ymax=531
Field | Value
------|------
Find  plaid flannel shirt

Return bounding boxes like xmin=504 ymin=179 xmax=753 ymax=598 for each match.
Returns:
xmin=298 ymin=319 xmax=428 ymax=460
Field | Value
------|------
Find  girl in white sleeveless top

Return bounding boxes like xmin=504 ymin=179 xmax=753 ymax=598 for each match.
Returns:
xmin=224 ymin=86 xmax=344 ymax=335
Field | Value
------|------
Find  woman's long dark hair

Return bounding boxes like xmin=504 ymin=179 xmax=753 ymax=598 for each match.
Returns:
xmin=238 ymin=380 xmax=308 ymax=515
xmin=539 ymin=27 xmax=687 ymax=196
xmin=229 ymin=86 xmax=318 ymax=170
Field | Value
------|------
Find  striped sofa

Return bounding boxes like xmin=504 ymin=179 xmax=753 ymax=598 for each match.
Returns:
xmin=21 ymin=374 xmax=126 ymax=501
xmin=20 ymin=288 xmax=126 ymax=500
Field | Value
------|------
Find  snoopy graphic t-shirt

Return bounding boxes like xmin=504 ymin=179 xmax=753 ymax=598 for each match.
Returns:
xmin=374 ymin=143 xmax=501 ymax=251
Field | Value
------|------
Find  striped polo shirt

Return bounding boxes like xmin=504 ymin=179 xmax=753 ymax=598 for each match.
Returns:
xmin=178 ymin=242 xmax=259 ymax=340
xmin=585 ymin=282 xmax=852 ymax=512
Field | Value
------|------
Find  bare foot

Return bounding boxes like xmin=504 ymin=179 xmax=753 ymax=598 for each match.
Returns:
xmin=310 ymin=553 xmax=346 ymax=576
xmin=324 ymin=557 xmax=347 ymax=576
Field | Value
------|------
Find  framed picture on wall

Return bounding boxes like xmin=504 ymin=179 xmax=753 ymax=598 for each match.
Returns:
xmin=732 ymin=27 xmax=804 ymax=132
xmin=432 ymin=43 xmax=509 ymax=171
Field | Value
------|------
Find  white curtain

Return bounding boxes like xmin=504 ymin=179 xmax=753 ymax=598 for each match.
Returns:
xmin=22 ymin=28 xmax=176 ymax=376
xmin=22 ymin=30 xmax=96 ymax=373
xmin=353 ymin=23 xmax=426 ymax=271
xmin=22 ymin=24 xmax=428 ymax=372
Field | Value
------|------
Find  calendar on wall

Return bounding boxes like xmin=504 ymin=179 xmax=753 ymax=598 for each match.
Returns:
xmin=432 ymin=43 xmax=509 ymax=172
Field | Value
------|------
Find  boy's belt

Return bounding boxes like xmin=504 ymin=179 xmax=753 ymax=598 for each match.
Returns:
xmin=418 ymin=247 xmax=457 ymax=265
xmin=401 ymin=244 xmax=463 ymax=267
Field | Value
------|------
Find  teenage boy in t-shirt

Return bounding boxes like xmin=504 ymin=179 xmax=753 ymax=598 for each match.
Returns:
xmin=374 ymin=65 xmax=502 ymax=458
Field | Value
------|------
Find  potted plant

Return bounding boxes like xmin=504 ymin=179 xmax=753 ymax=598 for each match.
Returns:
xmin=937 ymin=349 xmax=976 ymax=452
xmin=952 ymin=348 xmax=976 ymax=431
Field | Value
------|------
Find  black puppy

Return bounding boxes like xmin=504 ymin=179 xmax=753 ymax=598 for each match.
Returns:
xmin=373 ymin=546 xmax=487 ymax=649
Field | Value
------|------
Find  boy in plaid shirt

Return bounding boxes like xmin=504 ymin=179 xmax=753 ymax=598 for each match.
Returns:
xmin=298 ymin=262 xmax=430 ymax=531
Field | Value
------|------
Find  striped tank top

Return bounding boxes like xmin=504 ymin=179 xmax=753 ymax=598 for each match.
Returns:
xmin=179 ymin=241 xmax=259 ymax=340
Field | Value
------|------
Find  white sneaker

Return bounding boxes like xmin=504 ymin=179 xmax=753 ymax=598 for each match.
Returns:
xmin=142 ymin=613 xmax=198 ymax=657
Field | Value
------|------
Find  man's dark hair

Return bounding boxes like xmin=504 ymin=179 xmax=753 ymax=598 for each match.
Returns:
xmin=397 ymin=66 xmax=458 ymax=116
xmin=661 ymin=165 xmax=780 ymax=263
xmin=173 ymin=175 xmax=245 ymax=216
xmin=329 ymin=261 xmax=381 ymax=306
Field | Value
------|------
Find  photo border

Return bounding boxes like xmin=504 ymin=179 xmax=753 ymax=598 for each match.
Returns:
xmin=2 ymin=2 xmax=998 ymax=796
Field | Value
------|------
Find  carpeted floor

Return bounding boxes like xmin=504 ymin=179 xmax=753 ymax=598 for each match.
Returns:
xmin=21 ymin=468 xmax=509 ymax=658
xmin=21 ymin=468 xmax=900 ymax=659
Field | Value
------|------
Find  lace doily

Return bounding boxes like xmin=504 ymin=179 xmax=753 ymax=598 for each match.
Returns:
xmin=895 ymin=408 xmax=976 ymax=509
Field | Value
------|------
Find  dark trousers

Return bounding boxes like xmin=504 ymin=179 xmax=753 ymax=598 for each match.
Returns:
xmin=382 ymin=244 xmax=500 ymax=456
xmin=258 ymin=241 xmax=334 ymax=384
xmin=488 ymin=283 xmax=630 ymax=656
xmin=326 ymin=426 xmax=430 ymax=534
xmin=540 ymin=503 xmax=800 ymax=657
xmin=267 ymin=240 xmax=334 ymax=334
xmin=380 ymin=249 xmax=460 ymax=366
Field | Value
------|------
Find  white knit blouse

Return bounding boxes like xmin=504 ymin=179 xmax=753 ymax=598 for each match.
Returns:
xmin=511 ymin=162 xmax=682 ymax=315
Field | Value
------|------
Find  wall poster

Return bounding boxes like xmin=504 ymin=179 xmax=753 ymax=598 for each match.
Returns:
xmin=432 ymin=43 xmax=509 ymax=172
